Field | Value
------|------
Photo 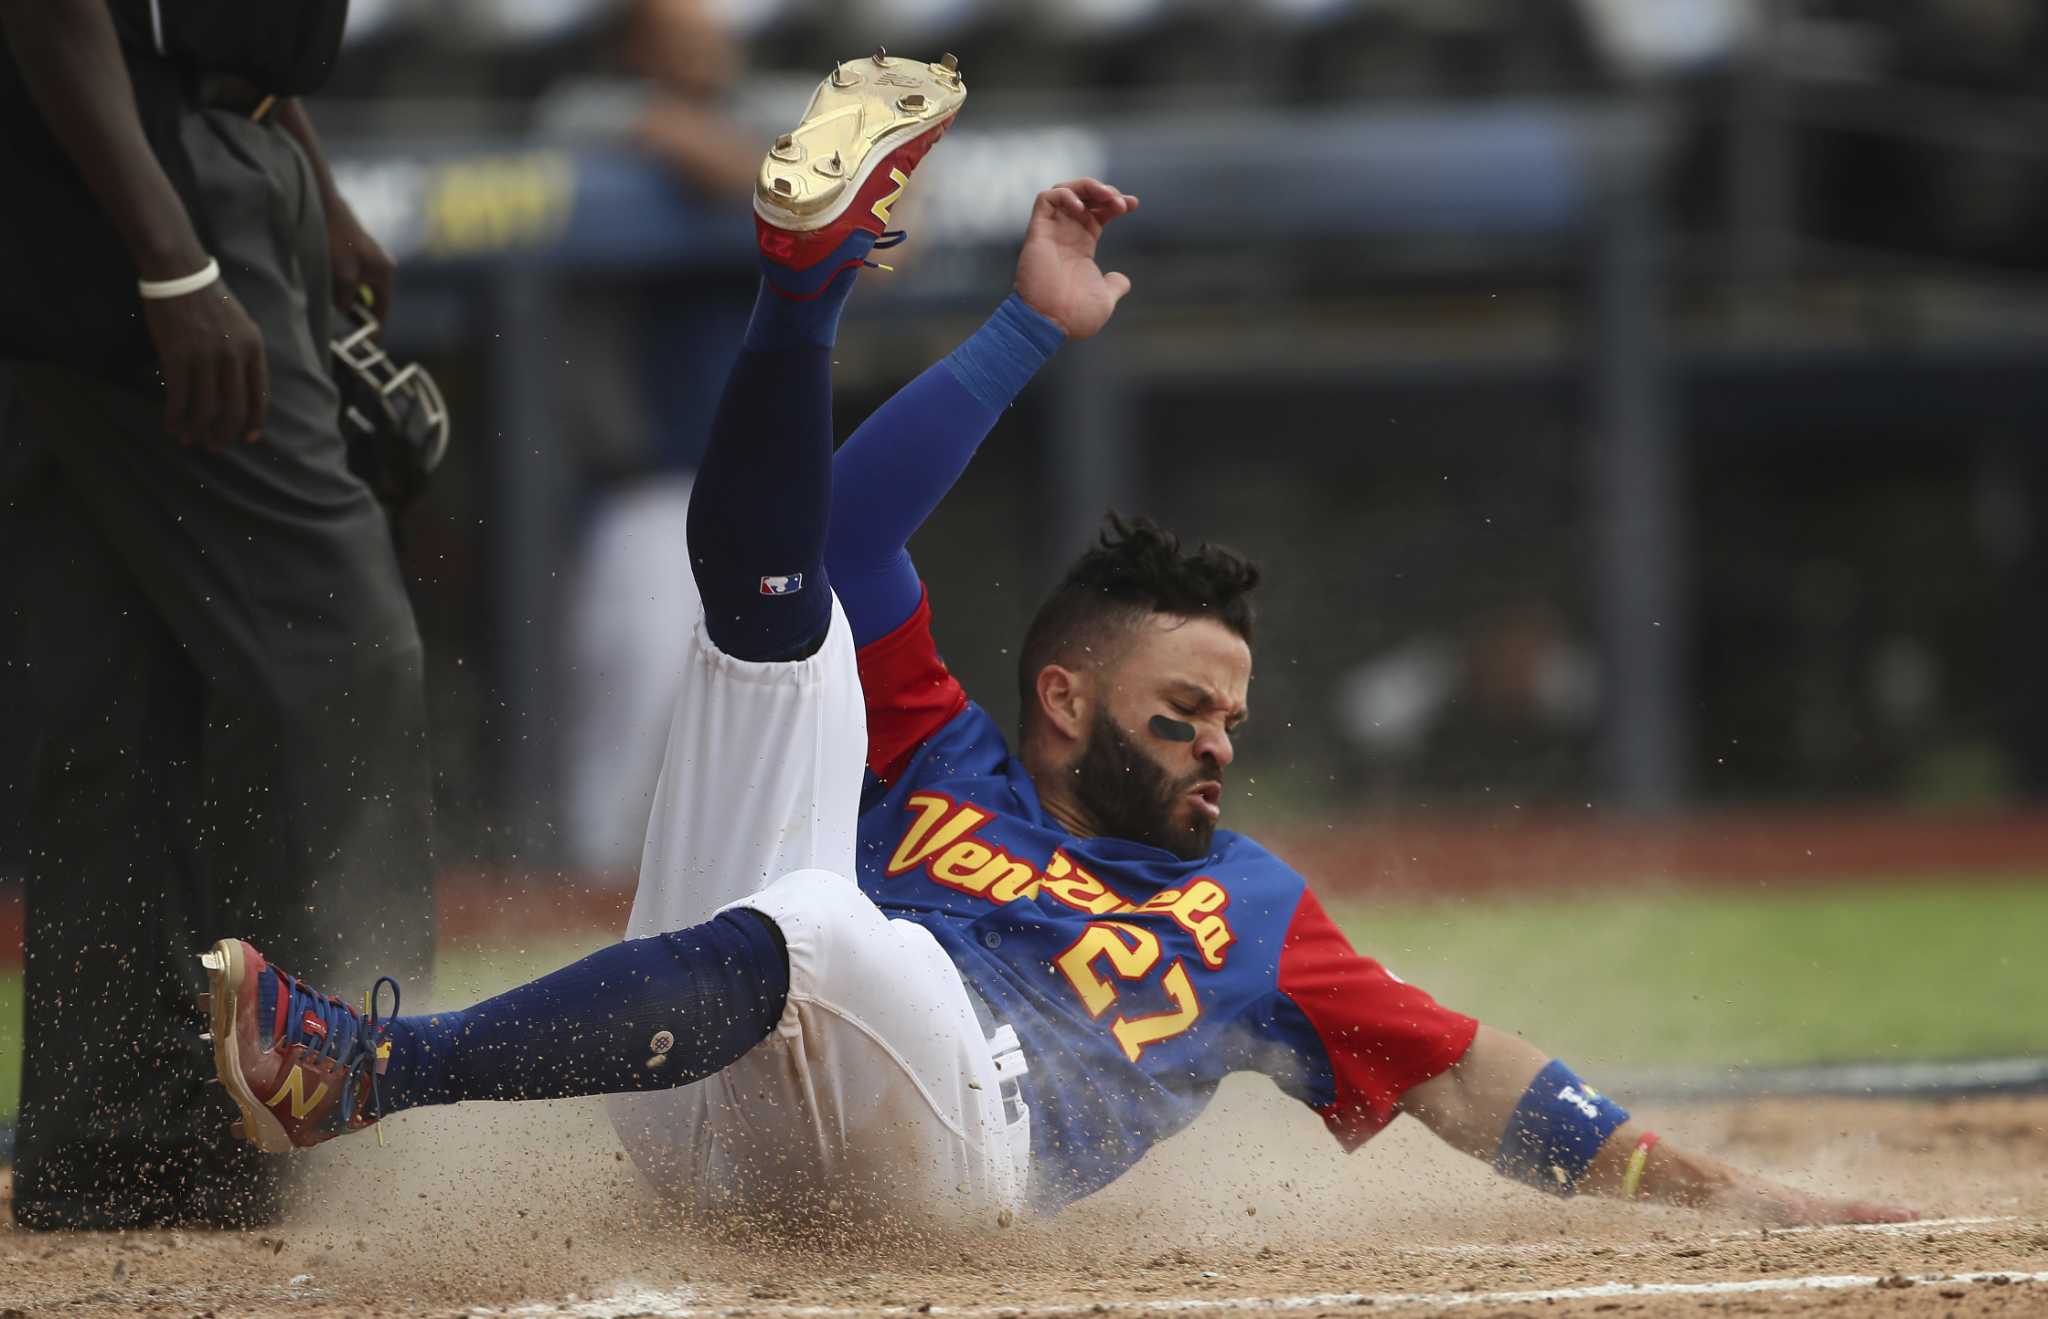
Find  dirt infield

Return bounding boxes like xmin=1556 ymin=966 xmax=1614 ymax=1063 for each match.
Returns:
xmin=3 ymin=1084 xmax=2044 ymax=1318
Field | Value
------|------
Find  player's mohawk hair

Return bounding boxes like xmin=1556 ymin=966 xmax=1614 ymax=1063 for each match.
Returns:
xmin=1018 ymin=512 xmax=1260 ymax=729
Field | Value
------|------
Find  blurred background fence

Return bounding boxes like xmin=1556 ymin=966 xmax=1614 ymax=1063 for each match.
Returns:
xmin=5 ymin=0 xmax=2048 ymax=885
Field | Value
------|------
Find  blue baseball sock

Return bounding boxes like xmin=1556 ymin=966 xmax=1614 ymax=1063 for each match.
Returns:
xmin=744 ymin=232 xmax=874 ymax=350
xmin=688 ymin=343 xmax=836 ymax=660
xmin=374 ymin=908 xmax=788 ymax=1112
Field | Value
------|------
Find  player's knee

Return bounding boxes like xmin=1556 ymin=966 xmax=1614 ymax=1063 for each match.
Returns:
xmin=740 ymin=866 xmax=897 ymax=983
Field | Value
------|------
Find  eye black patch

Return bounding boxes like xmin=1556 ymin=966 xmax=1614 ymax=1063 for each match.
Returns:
xmin=1149 ymin=714 xmax=1197 ymax=743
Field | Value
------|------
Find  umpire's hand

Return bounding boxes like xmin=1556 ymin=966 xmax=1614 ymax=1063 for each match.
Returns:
xmin=325 ymin=194 xmax=396 ymax=328
xmin=143 ymin=281 xmax=268 ymax=451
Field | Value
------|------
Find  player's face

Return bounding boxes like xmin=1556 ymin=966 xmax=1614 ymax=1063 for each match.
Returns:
xmin=1077 ymin=615 xmax=1252 ymax=861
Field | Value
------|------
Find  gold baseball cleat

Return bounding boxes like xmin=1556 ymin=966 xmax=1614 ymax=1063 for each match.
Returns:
xmin=755 ymin=50 xmax=967 ymax=235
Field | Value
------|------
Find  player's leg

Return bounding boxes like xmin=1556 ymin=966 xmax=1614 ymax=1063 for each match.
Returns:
xmin=623 ymin=869 xmax=1031 ymax=1228
xmin=199 ymin=871 xmax=1027 ymax=1229
xmin=197 ymin=912 xmax=790 ymax=1152
xmin=684 ymin=53 xmax=961 ymax=664
xmin=621 ymin=52 xmax=967 ymax=938
xmin=607 ymin=60 xmax=1017 ymax=1220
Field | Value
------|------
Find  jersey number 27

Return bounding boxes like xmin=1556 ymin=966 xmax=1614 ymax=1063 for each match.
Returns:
xmin=1054 ymin=921 xmax=1201 ymax=1063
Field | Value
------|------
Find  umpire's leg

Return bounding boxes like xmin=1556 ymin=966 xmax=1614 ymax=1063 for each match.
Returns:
xmin=7 ymin=440 xmax=287 ymax=1228
xmin=6 ymin=105 xmax=433 ymax=1228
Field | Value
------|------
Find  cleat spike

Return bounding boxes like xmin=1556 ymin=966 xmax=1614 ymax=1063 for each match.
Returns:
xmin=204 ymin=1076 xmax=220 ymax=1085
xmin=199 ymin=1031 xmax=212 ymax=1043
xmin=942 ymin=52 xmax=959 ymax=73
xmin=230 ymin=1118 xmax=247 ymax=1140
xmin=196 ymin=992 xmax=212 ymax=1012
xmin=199 ymin=951 xmax=224 ymax=972
xmin=756 ymin=37 xmax=964 ymax=280
xmin=771 ymin=133 xmax=800 ymax=162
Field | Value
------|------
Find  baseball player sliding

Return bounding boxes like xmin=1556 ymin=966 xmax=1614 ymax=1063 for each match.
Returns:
xmin=197 ymin=51 xmax=1913 ymax=1231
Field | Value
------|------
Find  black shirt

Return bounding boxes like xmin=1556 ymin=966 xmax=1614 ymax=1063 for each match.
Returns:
xmin=0 ymin=1 xmax=346 ymax=377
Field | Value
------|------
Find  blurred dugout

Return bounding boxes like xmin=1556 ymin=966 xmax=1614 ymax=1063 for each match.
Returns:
xmin=9 ymin=0 xmax=2045 ymax=884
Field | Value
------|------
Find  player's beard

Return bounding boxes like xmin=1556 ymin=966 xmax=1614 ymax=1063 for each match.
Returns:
xmin=1073 ymin=708 xmax=1220 ymax=862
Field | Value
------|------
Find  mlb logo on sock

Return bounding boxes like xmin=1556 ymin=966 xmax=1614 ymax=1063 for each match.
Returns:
xmin=759 ymin=573 xmax=804 ymax=596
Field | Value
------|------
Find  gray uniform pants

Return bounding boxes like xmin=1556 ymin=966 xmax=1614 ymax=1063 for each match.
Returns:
xmin=1 ymin=106 xmax=433 ymax=1228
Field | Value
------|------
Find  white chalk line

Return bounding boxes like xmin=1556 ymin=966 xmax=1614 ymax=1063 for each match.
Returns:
xmin=476 ymin=1214 xmax=2037 ymax=1319
xmin=1397 ymin=1212 xmax=2025 ymax=1257
xmin=480 ymin=1261 xmax=2048 ymax=1318
xmin=1045 ymin=1272 xmax=2048 ymax=1314
xmin=481 ymin=1270 xmax=2048 ymax=1318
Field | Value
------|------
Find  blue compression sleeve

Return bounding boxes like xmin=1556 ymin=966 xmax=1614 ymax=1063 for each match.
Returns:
xmin=379 ymin=908 xmax=788 ymax=1111
xmin=827 ymin=292 xmax=1064 ymax=646
xmin=1494 ymin=1059 xmax=1630 ymax=1196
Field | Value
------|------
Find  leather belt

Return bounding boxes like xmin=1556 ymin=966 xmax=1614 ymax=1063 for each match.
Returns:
xmin=963 ymin=981 xmax=1030 ymax=1124
xmin=963 ymin=979 xmax=1004 ymax=1036
xmin=197 ymin=75 xmax=279 ymax=123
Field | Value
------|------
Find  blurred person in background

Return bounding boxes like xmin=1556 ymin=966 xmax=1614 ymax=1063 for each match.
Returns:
xmin=538 ymin=0 xmax=814 ymax=872
xmin=0 ymin=0 xmax=433 ymax=1226
xmin=1337 ymin=598 xmax=1598 ymax=799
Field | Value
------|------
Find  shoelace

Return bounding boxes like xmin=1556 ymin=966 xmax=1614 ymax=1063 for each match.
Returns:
xmin=272 ymin=969 xmax=401 ymax=1127
xmin=864 ymin=228 xmax=909 ymax=271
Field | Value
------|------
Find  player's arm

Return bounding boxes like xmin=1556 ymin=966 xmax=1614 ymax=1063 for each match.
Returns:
xmin=0 ymin=0 xmax=266 ymax=449
xmin=273 ymin=98 xmax=397 ymax=321
xmin=1400 ymin=1024 xmax=1916 ymax=1226
xmin=826 ymin=179 xmax=1137 ymax=648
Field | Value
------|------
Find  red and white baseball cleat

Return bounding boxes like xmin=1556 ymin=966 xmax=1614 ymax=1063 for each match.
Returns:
xmin=198 ymin=937 xmax=398 ymax=1152
xmin=754 ymin=49 xmax=967 ymax=296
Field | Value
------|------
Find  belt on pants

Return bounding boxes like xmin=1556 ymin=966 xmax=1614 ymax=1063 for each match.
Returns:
xmin=963 ymin=981 xmax=1030 ymax=1126
xmin=197 ymin=75 xmax=279 ymax=123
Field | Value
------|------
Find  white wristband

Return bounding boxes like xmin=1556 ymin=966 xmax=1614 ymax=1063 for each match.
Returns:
xmin=138 ymin=257 xmax=221 ymax=301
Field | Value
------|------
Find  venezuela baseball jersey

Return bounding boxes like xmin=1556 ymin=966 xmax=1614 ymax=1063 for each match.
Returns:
xmin=853 ymin=591 xmax=1479 ymax=1210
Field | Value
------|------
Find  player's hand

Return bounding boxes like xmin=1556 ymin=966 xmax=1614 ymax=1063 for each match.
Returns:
xmin=143 ymin=280 xmax=269 ymax=450
xmin=326 ymin=193 xmax=397 ymax=324
xmin=1013 ymin=178 xmax=1138 ymax=341
xmin=1714 ymin=1179 xmax=1918 ymax=1227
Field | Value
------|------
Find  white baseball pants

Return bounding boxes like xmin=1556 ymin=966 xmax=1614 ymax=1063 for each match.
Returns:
xmin=602 ymin=589 xmax=1030 ymax=1228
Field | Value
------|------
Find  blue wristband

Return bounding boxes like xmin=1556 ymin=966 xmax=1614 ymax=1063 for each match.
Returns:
xmin=1494 ymin=1059 xmax=1629 ymax=1196
xmin=941 ymin=291 xmax=1064 ymax=411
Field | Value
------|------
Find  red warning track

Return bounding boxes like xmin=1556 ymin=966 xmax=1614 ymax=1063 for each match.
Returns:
xmin=1266 ymin=805 xmax=2048 ymax=897
xmin=4 ymin=807 xmax=2047 ymax=962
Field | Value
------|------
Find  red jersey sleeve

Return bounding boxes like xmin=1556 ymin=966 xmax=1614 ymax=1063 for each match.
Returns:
xmin=1276 ymin=887 xmax=1479 ymax=1150
xmin=854 ymin=586 xmax=969 ymax=783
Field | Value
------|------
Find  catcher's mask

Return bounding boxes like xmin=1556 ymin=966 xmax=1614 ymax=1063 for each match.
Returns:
xmin=333 ymin=305 xmax=450 ymax=508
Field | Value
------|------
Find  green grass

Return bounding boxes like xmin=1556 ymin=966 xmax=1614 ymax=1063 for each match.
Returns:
xmin=1 ymin=973 xmax=16 ymax=1127
xmin=5 ymin=877 xmax=2046 ymax=1122
xmin=1323 ymin=876 xmax=2048 ymax=1073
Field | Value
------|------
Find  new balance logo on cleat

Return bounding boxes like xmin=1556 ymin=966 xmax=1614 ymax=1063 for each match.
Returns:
xmin=266 ymin=1065 xmax=330 ymax=1121
xmin=760 ymin=573 xmax=805 ymax=596
xmin=198 ymin=937 xmax=401 ymax=1152
xmin=870 ymin=169 xmax=909 ymax=226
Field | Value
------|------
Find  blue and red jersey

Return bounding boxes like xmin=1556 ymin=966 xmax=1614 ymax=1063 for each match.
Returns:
xmin=852 ymin=592 xmax=1479 ymax=1209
